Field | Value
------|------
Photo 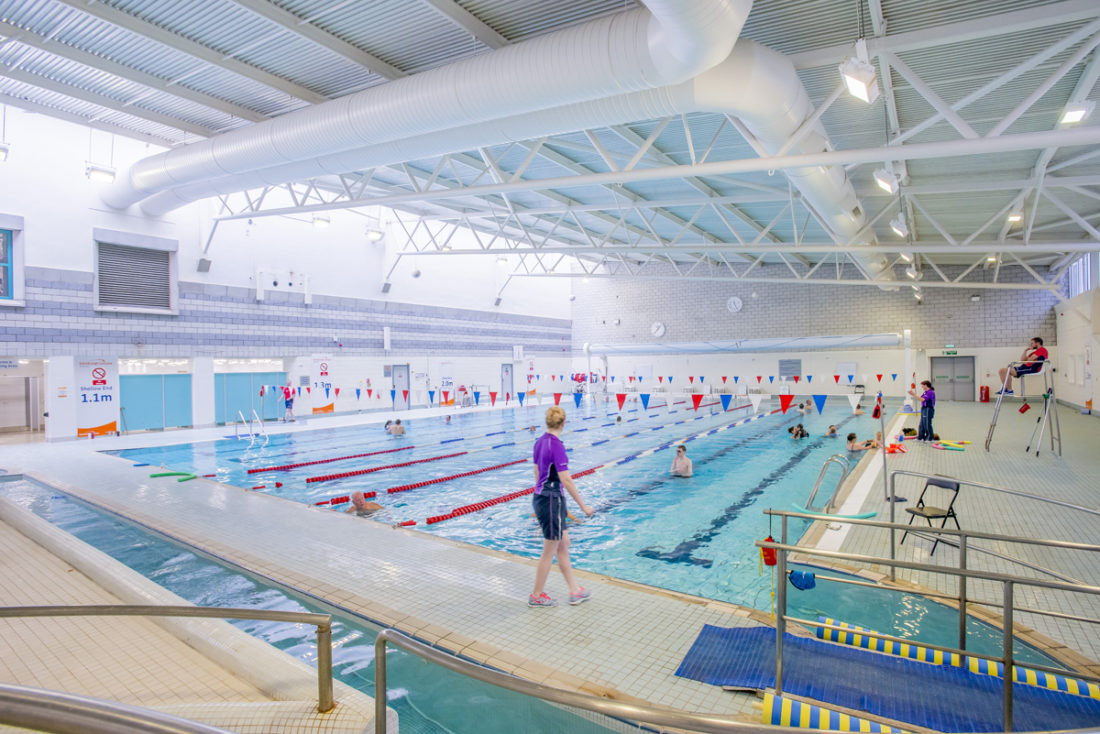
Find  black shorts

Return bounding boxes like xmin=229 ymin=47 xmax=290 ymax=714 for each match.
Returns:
xmin=533 ymin=491 xmax=567 ymax=541
xmin=1015 ymin=363 xmax=1043 ymax=376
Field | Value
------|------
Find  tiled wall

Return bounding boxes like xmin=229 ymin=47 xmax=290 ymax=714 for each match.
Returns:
xmin=3 ymin=267 xmax=571 ymax=358
xmin=571 ymin=264 xmax=1062 ymax=349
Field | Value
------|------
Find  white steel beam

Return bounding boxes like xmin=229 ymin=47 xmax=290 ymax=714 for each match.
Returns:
xmin=421 ymin=0 xmax=509 ymax=49
xmin=230 ymin=0 xmax=404 ymax=79
xmin=0 ymin=21 xmax=265 ymax=122
xmin=53 ymin=0 xmax=326 ymax=104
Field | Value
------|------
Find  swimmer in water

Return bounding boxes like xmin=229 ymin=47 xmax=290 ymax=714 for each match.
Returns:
xmin=345 ymin=491 xmax=384 ymax=517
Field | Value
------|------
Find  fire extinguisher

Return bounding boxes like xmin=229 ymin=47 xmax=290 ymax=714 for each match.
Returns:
xmin=761 ymin=536 xmax=778 ymax=566
xmin=979 ymin=386 xmax=990 ymax=402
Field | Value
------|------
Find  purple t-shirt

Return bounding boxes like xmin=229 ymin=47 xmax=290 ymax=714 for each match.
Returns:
xmin=921 ymin=388 xmax=935 ymax=408
xmin=533 ymin=432 xmax=568 ymax=495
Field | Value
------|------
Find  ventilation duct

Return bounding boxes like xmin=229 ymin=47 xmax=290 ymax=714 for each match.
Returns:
xmin=586 ymin=333 xmax=903 ymax=355
xmin=103 ymin=0 xmax=752 ymax=210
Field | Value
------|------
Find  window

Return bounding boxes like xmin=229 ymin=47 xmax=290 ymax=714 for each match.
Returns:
xmin=1066 ymin=253 xmax=1094 ymax=299
xmin=778 ymin=359 xmax=802 ymax=380
xmin=93 ymin=228 xmax=178 ymax=315
xmin=0 ymin=229 xmax=11 ymax=300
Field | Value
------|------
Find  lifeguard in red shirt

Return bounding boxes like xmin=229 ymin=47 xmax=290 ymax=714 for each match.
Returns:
xmin=997 ymin=337 xmax=1048 ymax=395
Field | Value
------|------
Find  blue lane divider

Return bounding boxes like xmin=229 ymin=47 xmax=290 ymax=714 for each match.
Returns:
xmin=440 ymin=437 xmax=465 ymax=443
xmin=591 ymin=439 xmax=609 ymax=446
xmin=485 ymin=431 xmax=505 ymax=436
xmin=491 ymin=442 xmax=515 ymax=449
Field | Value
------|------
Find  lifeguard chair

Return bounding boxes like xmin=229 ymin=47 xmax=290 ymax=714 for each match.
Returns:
xmin=985 ymin=360 xmax=1061 ymax=456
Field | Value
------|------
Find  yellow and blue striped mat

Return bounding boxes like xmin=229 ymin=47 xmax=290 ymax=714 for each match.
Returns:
xmin=815 ymin=617 xmax=1100 ymax=700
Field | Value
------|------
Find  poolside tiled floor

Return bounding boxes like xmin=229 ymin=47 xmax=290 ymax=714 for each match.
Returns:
xmin=0 ymin=400 xmax=1097 ymax=725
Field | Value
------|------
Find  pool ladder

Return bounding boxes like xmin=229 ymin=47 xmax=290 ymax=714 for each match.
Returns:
xmin=234 ymin=409 xmax=269 ymax=445
xmin=801 ymin=454 xmax=850 ymax=514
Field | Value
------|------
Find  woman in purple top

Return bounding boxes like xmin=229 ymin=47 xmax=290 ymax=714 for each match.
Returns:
xmin=529 ymin=405 xmax=594 ymax=608
xmin=909 ymin=380 xmax=936 ymax=441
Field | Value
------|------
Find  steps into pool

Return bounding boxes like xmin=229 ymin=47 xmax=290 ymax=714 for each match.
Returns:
xmin=675 ymin=625 xmax=1100 ymax=732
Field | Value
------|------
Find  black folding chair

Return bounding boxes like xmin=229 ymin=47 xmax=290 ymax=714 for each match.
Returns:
xmin=900 ymin=475 xmax=961 ymax=555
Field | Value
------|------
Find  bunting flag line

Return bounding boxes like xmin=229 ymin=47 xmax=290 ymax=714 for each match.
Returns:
xmin=356 ymin=388 xmax=361 ymax=400
xmin=691 ymin=394 xmax=704 ymax=411
xmin=259 ymin=386 xmax=265 ymax=397
xmin=689 ymin=376 xmax=694 ymax=383
xmin=734 ymin=376 xmax=739 ymax=383
xmin=505 ymin=392 xmax=510 ymax=405
xmin=699 ymin=376 xmax=705 ymax=383
xmin=428 ymin=390 xmax=435 ymax=405
xmin=616 ymin=393 xmax=627 ymax=411
xmin=306 ymin=387 xmax=311 ymax=395
xmin=402 ymin=390 xmax=409 ymax=403
xmin=769 ymin=376 xmax=775 ymax=383
xmin=720 ymin=394 xmax=732 ymax=411
xmin=489 ymin=391 xmax=497 ymax=406
xmin=847 ymin=375 xmax=854 ymax=384
xmin=667 ymin=376 xmax=672 ymax=383
xmin=812 ymin=394 xmax=827 ymax=414
xmin=793 ymin=376 xmax=800 ymax=383
xmin=573 ymin=392 xmax=583 ymax=408
xmin=325 ymin=387 xmax=330 ymax=399
xmin=891 ymin=373 xmax=898 ymax=381
xmin=611 ymin=376 xmax=616 ymax=383
xmin=442 ymin=390 xmax=449 ymax=404
xmin=834 ymin=375 xmax=840 ymax=383
xmin=640 ymin=394 xmax=650 ymax=410
xmin=779 ymin=394 xmax=795 ymax=413
xmin=334 ymin=387 xmax=340 ymax=398
xmin=553 ymin=393 xmax=562 ymax=405
xmin=517 ymin=392 xmax=525 ymax=406
xmin=806 ymin=375 xmax=813 ymax=383
xmin=757 ymin=376 xmax=762 ymax=383
xmin=722 ymin=376 xmax=727 ymax=383
xmin=658 ymin=376 xmax=664 ymax=383
xmin=749 ymin=394 xmax=764 ymax=413
xmin=847 ymin=394 xmax=861 ymax=411
xmin=367 ymin=388 xmax=373 ymax=398
xmin=390 ymin=389 xmax=396 ymax=404
xmin=876 ymin=374 xmax=883 ymax=382
xmin=473 ymin=391 xmax=481 ymax=406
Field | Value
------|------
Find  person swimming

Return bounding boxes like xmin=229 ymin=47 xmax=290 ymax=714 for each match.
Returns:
xmin=825 ymin=424 xmax=838 ymax=437
xmin=345 ymin=491 xmax=384 ymax=517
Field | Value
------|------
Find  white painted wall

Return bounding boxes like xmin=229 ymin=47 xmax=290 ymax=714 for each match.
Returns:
xmin=1055 ymin=289 xmax=1098 ymax=410
xmin=575 ymin=345 xmax=1061 ymax=401
xmin=44 ymin=356 xmax=76 ymax=441
xmin=0 ymin=108 xmax=569 ymax=318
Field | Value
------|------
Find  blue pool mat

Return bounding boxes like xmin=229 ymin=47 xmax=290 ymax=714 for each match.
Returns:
xmin=675 ymin=626 xmax=1100 ymax=732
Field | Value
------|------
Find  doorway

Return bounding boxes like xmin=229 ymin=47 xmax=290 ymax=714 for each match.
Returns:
xmin=391 ymin=364 xmax=410 ymax=410
xmin=501 ymin=363 xmax=514 ymax=403
xmin=930 ymin=356 xmax=975 ymax=401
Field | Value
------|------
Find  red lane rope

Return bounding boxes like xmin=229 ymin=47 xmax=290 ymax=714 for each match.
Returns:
xmin=249 ymin=445 xmax=415 ymax=473
xmin=387 ymin=458 xmax=528 ymax=494
xmin=425 ymin=466 xmax=602 ymax=525
xmin=315 ymin=490 xmax=377 ymax=506
xmin=306 ymin=451 xmax=468 ymax=484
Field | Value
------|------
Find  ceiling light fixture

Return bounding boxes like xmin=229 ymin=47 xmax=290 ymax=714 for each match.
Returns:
xmin=0 ymin=105 xmax=8 ymax=161
xmin=898 ymin=251 xmax=913 ymax=263
xmin=890 ymin=216 xmax=908 ymax=238
xmin=365 ymin=228 xmax=384 ymax=241
xmin=0 ymin=141 xmax=9 ymax=162
xmin=970 ymin=294 xmax=981 ymax=302
xmin=873 ymin=168 xmax=898 ymax=194
xmin=496 ymin=255 xmax=508 ymax=266
xmin=987 ymin=255 xmax=998 ymax=263
xmin=839 ymin=39 xmax=880 ymax=104
xmin=312 ymin=214 xmax=330 ymax=229
xmin=1007 ymin=211 xmax=1023 ymax=223
xmin=1060 ymin=100 xmax=1095 ymax=125
xmin=85 ymin=162 xmax=116 ymax=183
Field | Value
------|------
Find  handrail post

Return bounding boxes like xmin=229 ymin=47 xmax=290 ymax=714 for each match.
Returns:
xmin=958 ymin=534 xmax=968 ymax=652
xmin=1003 ymin=580 xmax=1015 ymax=732
xmin=374 ymin=634 xmax=389 ymax=734
xmin=315 ymin=622 xmax=334 ymax=713
xmin=775 ymin=515 xmax=788 ymax=696
xmin=889 ymin=472 xmax=897 ymax=582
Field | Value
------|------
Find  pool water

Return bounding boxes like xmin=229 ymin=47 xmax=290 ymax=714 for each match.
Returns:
xmin=110 ymin=398 xmax=876 ymax=606
xmin=1 ymin=479 xmax=627 ymax=734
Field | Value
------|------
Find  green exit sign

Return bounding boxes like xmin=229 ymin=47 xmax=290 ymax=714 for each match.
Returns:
xmin=943 ymin=350 xmax=958 ymax=355
xmin=944 ymin=344 xmax=955 ymax=348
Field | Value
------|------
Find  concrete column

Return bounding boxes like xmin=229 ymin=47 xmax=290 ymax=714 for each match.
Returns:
xmin=192 ymin=357 xmax=215 ymax=428
xmin=44 ymin=356 xmax=76 ymax=441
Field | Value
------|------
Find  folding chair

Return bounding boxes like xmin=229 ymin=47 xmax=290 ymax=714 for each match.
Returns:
xmin=900 ymin=475 xmax=961 ymax=555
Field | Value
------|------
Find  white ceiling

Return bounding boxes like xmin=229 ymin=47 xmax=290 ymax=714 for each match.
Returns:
xmin=1 ymin=0 xmax=1098 ymax=293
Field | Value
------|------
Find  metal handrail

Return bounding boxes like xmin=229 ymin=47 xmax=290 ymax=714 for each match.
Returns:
xmin=803 ymin=454 xmax=849 ymax=513
xmin=757 ymin=515 xmax=1100 ymax=732
xmin=235 ymin=410 xmax=247 ymax=439
xmin=374 ymin=629 xmax=810 ymax=734
xmin=0 ymin=605 xmax=334 ymax=713
xmin=251 ymin=408 xmax=266 ymax=437
xmin=0 ymin=683 xmax=234 ymax=734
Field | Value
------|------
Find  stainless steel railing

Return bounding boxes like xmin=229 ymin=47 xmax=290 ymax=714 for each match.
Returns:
xmin=0 ymin=683 xmax=235 ymax=734
xmin=802 ymin=454 xmax=849 ymax=513
xmin=373 ymin=628 xmax=804 ymax=734
xmin=757 ymin=512 xmax=1100 ymax=732
xmin=0 ymin=605 xmax=335 ymax=713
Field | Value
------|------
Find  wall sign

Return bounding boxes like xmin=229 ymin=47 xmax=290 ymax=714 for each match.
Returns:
xmin=76 ymin=358 xmax=118 ymax=436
